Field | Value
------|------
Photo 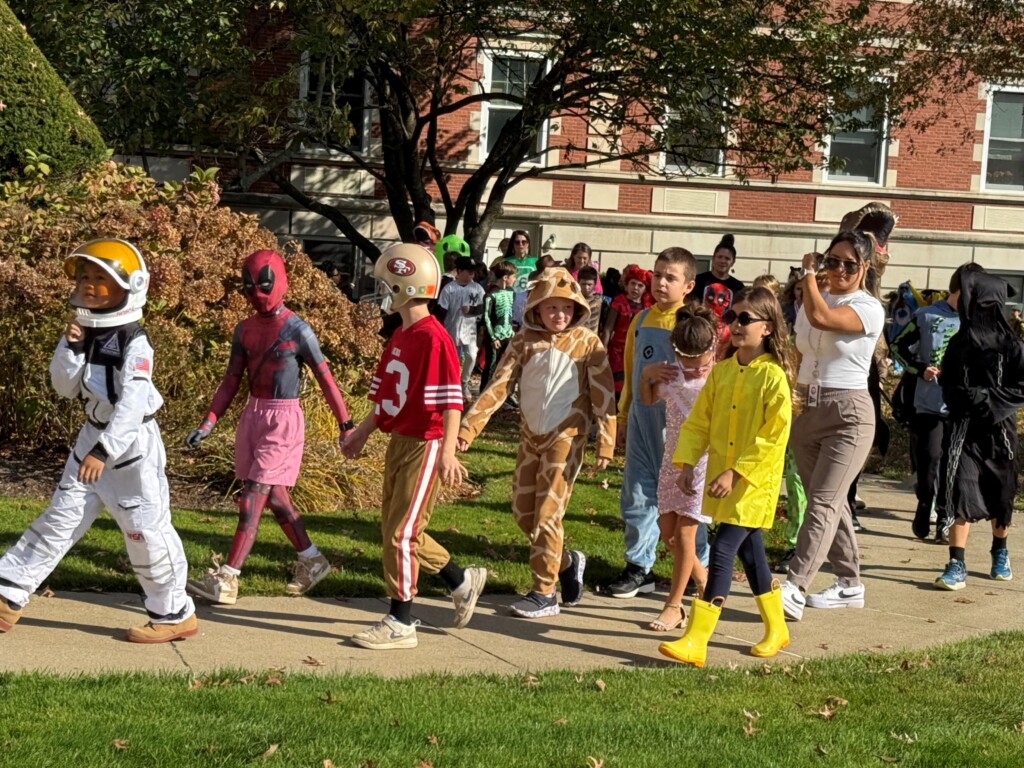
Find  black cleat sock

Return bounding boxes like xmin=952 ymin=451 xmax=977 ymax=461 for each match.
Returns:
xmin=389 ymin=599 xmax=413 ymax=625
xmin=439 ymin=560 xmax=465 ymax=591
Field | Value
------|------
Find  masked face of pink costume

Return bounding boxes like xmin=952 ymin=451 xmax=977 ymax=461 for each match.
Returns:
xmin=242 ymin=250 xmax=288 ymax=314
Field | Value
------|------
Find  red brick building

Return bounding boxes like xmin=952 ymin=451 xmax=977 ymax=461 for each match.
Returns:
xmin=124 ymin=48 xmax=1024 ymax=297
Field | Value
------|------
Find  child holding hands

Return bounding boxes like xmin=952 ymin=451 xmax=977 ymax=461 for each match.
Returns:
xmin=639 ymin=303 xmax=717 ymax=631
xmin=659 ymin=287 xmax=794 ymax=667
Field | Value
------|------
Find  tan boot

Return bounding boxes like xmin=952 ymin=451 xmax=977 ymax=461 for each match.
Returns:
xmin=0 ymin=597 xmax=23 ymax=632
xmin=125 ymin=613 xmax=199 ymax=644
xmin=751 ymin=581 xmax=790 ymax=658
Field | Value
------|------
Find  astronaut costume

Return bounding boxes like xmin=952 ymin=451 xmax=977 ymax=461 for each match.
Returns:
xmin=0 ymin=239 xmax=195 ymax=640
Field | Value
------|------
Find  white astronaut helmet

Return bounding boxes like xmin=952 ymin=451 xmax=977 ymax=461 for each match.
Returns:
xmin=372 ymin=243 xmax=441 ymax=311
xmin=64 ymin=238 xmax=150 ymax=328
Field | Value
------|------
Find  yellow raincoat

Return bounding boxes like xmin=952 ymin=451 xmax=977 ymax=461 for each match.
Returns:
xmin=673 ymin=353 xmax=791 ymax=529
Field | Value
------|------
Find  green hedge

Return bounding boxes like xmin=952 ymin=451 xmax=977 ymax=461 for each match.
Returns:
xmin=0 ymin=0 xmax=106 ymax=179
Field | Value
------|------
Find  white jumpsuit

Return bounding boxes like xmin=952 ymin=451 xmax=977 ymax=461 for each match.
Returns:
xmin=0 ymin=332 xmax=195 ymax=623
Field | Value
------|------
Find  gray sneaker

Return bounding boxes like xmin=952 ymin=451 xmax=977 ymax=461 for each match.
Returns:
xmin=351 ymin=615 xmax=419 ymax=650
xmin=451 ymin=566 xmax=487 ymax=629
xmin=510 ymin=591 xmax=560 ymax=619
xmin=559 ymin=550 xmax=587 ymax=606
xmin=286 ymin=553 xmax=332 ymax=596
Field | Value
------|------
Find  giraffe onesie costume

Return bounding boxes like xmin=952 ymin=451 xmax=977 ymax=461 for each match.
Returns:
xmin=460 ymin=268 xmax=616 ymax=594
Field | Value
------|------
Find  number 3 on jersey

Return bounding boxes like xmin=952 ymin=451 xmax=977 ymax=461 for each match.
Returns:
xmin=381 ymin=359 xmax=410 ymax=416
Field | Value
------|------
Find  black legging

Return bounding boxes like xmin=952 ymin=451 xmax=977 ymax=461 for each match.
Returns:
xmin=704 ymin=523 xmax=774 ymax=601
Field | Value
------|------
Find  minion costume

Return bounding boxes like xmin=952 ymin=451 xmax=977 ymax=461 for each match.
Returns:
xmin=609 ymin=302 xmax=710 ymax=597
xmin=0 ymin=239 xmax=196 ymax=642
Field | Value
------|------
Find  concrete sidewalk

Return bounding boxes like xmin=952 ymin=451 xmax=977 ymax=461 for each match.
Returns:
xmin=2 ymin=475 xmax=1021 ymax=677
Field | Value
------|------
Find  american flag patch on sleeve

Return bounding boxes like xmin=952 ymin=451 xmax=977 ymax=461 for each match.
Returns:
xmin=133 ymin=356 xmax=151 ymax=374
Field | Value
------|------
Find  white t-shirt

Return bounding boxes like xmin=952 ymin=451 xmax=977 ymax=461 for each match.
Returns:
xmin=794 ymin=289 xmax=884 ymax=388
xmin=438 ymin=280 xmax=484 ymax=345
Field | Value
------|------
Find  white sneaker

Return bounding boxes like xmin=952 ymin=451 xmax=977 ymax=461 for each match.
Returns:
xmin=451 ymin=566 xmax=487 ymax=629
xmin=780 ymin=580 xmax=805 ymax=621
xmin=351 ymin=615 xmax=419 ymax=650
xmin=806 ymin=579 xmax=865 ymax=610
xmin=286 ymin=553 xmax=332 ymax=595
xmin=186 ymin=568 xmax=238 ymax=605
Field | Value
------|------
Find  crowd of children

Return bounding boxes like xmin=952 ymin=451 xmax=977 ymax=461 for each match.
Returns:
xmin=1 ymin=218 xmax=1022 ymax=670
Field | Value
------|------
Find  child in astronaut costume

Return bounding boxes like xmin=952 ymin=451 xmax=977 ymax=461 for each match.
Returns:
xmin=0 ymin=239 xmax=197 ymax=643
xmin=458 ymin=267 xmax=616 ymax=618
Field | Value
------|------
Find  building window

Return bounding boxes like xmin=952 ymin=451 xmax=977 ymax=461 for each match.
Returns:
xmin=825 ymin=95 xmax=887 ymax=184
xmin=984 ymin=87 xmax=1024 ymax=191
xmin=990 ymin=269 xmax=1024 ymax=301
xmin=481 ymin=53 xmax=546 ymax=161
xmin=662 ymin=89 xmax=726 ymax=176
xmin=299 ymin=56 xmax=369 ymax=153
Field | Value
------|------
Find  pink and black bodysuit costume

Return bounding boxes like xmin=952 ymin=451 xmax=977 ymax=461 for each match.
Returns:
xmin=188 ymin=250 xmax=354 ymax=571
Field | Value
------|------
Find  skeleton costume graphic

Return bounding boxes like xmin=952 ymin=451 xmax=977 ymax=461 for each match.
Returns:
xmin=0 ymin=239 xmax=196 ymax=642
xmin=460 ymin=268 xmax=616 ymax=597
xmin=185 ymin=250 xmax=354 ymax=604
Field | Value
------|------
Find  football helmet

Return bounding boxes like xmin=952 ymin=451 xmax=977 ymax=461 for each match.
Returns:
xmin=373 ymin=243 xmax=441 ymax=311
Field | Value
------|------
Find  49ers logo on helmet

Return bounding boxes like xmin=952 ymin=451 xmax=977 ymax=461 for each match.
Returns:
xmin=387 ymin=258 xmax=416 ymax=277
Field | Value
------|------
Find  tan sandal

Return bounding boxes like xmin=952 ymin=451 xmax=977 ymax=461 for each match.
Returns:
xmin=647 ymin=602 xmax=685 ymax=632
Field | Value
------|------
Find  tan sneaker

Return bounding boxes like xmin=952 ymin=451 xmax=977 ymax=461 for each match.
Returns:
xmin=286 ymin=553 xmax=332 ymax=596
xmin=125 ymin=613 xmax=199 ymax=644
xmin=186 ymin=568 xmax=238 ymax=605
xmin=0 ymin=597 xmax=23 ymax=632
xmin=351 ymin=615 xmax=419 ymax=650
xmin=451 ymin=566 xmax=487 ymax=629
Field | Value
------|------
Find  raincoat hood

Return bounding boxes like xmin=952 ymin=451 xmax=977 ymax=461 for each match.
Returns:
xmin=522 ymin=267 xmax=591 ymax=333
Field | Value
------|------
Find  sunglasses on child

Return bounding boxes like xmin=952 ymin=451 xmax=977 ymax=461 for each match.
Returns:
xmin=722 ymin=309 xmax=767 ymax=326
xmin=823 ymin=256 xmax=862 ymax=276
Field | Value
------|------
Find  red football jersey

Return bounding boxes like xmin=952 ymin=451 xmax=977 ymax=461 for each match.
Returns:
xmin=369 ymin=315 xmax=463 ymax=439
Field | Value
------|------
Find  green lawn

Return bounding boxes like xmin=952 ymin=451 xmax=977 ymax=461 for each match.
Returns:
xmin=2 ymin=633 xmax=1024 ymax=767
xmin=0 ymin=416 xmax=790 ymax=598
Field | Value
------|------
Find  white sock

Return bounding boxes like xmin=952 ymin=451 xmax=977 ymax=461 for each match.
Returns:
xmin=298 ymin=544 xmax=319 ymax=559
xmin=221 ymin=564 xmax=240 ymax=576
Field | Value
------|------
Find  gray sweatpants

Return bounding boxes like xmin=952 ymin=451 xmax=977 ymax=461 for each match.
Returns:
xmin=787 ymin=389 xmax=875 ymax=590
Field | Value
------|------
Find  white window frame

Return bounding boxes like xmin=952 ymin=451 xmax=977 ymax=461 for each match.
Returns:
xmin=478 ymin=49 xmax=550 ymax=167
xmin=981 ymin=84 xmax=1024 ymax=194
xmin=297 ymin=52 xmax=371 ymax=155
xmin=822 ymin=86 xmax=889 ymax=186
xmin=659 ymin=96 xmax=727 ymax=178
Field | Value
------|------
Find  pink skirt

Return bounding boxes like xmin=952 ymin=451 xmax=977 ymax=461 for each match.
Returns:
xmin=235 ymin=398 xmax=304 ymax=486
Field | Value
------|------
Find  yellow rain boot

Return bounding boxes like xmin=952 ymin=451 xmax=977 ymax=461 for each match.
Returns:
xmin=750 ymin=582 xmax=790 ymax=658
xmin=658 ymin=597 xmax=722 ymax=667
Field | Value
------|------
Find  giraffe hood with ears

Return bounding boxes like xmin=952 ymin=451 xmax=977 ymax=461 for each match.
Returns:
xmin=522 ymin=267 xmax=591 ymax=333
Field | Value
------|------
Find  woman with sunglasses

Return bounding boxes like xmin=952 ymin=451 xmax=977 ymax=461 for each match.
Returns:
xmin=780 ymin=230 xmax=885 ymax=621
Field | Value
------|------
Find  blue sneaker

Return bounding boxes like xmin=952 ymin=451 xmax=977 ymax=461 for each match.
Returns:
xmin=934 ymin=559 xmax=967 ymax=591
xmin=991 ymin=549 xmax=1013 ymax=581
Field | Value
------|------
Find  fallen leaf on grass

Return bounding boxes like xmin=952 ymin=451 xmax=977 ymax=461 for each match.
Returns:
xmin=416 ymin=761 xmax=433 ymax=768
xmin=189 ymin=677 xmax=204 ymax=690
xmin=600 ymin=479 xmax=609 ymax=490
xmin=40 ymin=586 xmax=55 ymax=598
xmin=879 ymin=757 xmax=900 ymax=764
xmin=303 ymin=655 xmax=327 ymax=667
xmin=553 ymin=717 xmax=568 ymax=726
xmin=426 ymin=735 xmax=439 ymax=746
xmin=323 ymin=761 xmax=335 ymax=768
xmin=264 ymin=676 xmax=284 ymax=686
xmin=523 ymin=674 xmax=540 ymax=687
xmin=359 ymin=761 xmax=378 ymax=768
xmin=890 ymin=732 xmax=918 ymax=744
xmin=112 ymin=739 xmax=129 ymax=750
xmin=587 ymin=758 xmax=604 ymax=768
xmin=260 ymin=744 xmax=279 ymax=760
xmin=742 ymin=709 xmax=761 ymax=737
xmin=815 ymin=745 xmax=829 ymax=756
xmin=446 ymin=526 xmax=461 ymax=533
xmin=198 ymin=517 xmax=214 ymax=524
xmin=1013 ymin=721 xmax=1024 ymax=734
xmin=594 ymin=679 xmax=606 ymax=692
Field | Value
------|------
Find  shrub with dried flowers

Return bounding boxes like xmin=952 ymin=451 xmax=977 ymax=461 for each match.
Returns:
xmin=0 ymin=160 xmax=384 ymax=509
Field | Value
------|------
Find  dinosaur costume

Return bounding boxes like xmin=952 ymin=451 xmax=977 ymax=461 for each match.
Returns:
xmin=459 ymin=268 xmax=616 ymax=594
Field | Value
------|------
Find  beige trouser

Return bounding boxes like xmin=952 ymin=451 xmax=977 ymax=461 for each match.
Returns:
xmin=787 ymin=389 xmax=875 ymax=590
xmin=381 ymin=434 xmax=451 ymax=601
xmin=512 ymin=433 xmax=588 ymax=593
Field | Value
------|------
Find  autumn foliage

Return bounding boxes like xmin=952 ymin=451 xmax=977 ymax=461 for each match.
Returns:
xmin=0 ymin=160 xmax=384 ymax=507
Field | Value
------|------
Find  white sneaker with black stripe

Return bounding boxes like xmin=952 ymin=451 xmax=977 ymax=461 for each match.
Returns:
xmin=805 ymin=578 xmax=865 ymax=610
xmin=351 ymin=615 xmax=419 ymax=650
